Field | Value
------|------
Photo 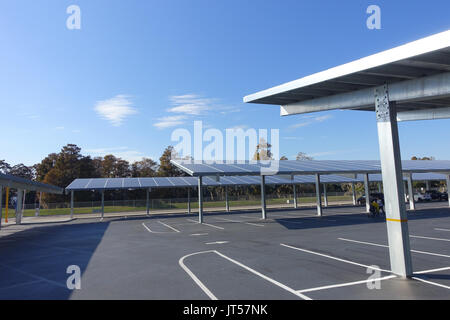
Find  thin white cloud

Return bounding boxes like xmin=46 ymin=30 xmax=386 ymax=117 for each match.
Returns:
xmin=167 ymin=94 xmax=213 ymax=115
xmin=153 ymin=115 xmax=186 ymax=129
xmin=94 ymin=95 xmax=138 ymax=126
xmin=85 ymin=147 xmax=152 ymax=163
xmin=289 ymin=114 xmax=333 ymax=129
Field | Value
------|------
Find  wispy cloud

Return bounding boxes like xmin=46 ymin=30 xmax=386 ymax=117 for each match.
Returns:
xmin=94 ymin=95 xmax=138 ymax=126
xmin=289 ymin=114 xmax=333 ymax=129
xmin=167 ymin=94 xmax=213 ymax=115
xmin=154 ymin=115 xmax=187 ymax=129
xmin=85 ymin=147 xmax=152 ymax=163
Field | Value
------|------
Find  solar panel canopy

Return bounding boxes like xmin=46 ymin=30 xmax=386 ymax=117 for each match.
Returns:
xmin=0 ymin=173 xmax=63 ymax=194
xmin=243 ymin=29 xmax=450 ymax=119
xmin=170 ymin=160 xmax=450 ymax=177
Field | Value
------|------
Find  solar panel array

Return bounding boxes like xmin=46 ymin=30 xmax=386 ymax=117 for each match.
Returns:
xmin=170 ymin=160 xmax=450 ymax=176
xmin=0 ymin=173 xmax=63 ymax=194
xmin=66 ymin=172 xmax=448 ymax=192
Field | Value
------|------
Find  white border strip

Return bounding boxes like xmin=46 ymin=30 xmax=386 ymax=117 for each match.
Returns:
xmin=297 ymin=275 xmax=396 ymax=293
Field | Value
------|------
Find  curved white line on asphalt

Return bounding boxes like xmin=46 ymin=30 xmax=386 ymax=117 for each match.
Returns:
xmin=178 ymin=250 xmax=218 ymax=300
xmin=178 ymin=250 xmax=311 ymax=300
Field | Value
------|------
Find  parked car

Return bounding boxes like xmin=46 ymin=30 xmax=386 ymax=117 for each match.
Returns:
xmin=411 ymin=193 xmax=432 ymax=202
xmin=425 ymin=190 xmax=441 ymax=200
xmin=357 ymin=193 xmax=384 ymax=205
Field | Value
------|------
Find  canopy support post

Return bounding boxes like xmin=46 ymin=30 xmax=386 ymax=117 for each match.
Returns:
xmin=364 ymin=173 xmax=370 ymax=213
xmin=225 ymin=186 xmax=230 ymax=213
xmin=323 ymin=183 xmax=328 ymax=207
xmin=446 ymin=175 xmax=450 ymax=208
xmin=146 ymin=188 xmax=150 ymax=216
xmin=187 ymin=188 xmax=191 ymax=214
xmin=70 ymin=190 xmax=74 ymax=219
xmin=293 ymin=184 xmax=298 ymax=209
xmin=315 ymin=174 xmax=322 ymax=216
xmin=198 ymin=177 xmax=203 ymax=223
xmin=101 ymin=191 xmax=104 ymax=220
xmin=16 ymin=189 xmax=23 ymax=225
xmin=351 ymin=182 xmax=357 ymax=206
xmin=406 ymin=174 xmax=415 ymax=211
xmin=261 ymin=175 xmax=266 ymax=219
xmin=0 ymin=186 xmax=3 ymax=229
xmin=375 ymin=84 xmax=412 ymax=278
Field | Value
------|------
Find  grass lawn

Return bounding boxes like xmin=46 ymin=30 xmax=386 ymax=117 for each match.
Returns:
xmin=1 ymin=195 xmax=353 ymax=218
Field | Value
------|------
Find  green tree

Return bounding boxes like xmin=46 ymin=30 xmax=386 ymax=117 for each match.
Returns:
xmin=131 ymin=158 xmax=158 ymax=177
xmin=0 ymin=160 xmax=11 ymax=174
xmin=158 ymin=146 xmax=184 ymax=177
xmin=296 ymin=152 xmax=313 ymax=160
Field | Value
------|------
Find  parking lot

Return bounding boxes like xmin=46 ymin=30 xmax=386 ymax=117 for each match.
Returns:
xmin=0 ymin=202 xmax=448 ymax=300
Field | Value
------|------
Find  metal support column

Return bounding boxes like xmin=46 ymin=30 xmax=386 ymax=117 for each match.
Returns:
xmin=404 ymin=181 xmax=408 ymax=203
xmin=378 ymin=182 xmax=382 ymax=193
xmin=225 ymin=186 xmax=230 ymax=212
xmin=425 ymin=180 xmax=430 ymax=190
xmin=198 ymin=177 xmax=203 ymax=223
xmin=323 ymin=183 xmax=328 ymax=207
xmin=70 ymin=190 xmax=74 ymax=219
xmin=446 ymin=174 xmax=450 ymax=208
xmin=261 ymin=175 xmax=267 ymax=219
xmin=406 ymin=174 xmax=415 ymax=211
xmin=352 ymin=182 xmax=357 ymax=206
xmin=293 ymin=184 xmax=298 ymax=209
xmin=146 ymin=188 xmax=150 ymax=216
xmin=16 ymin=189 xmax=23 ymax=225
xmin=101 ymin=191 xmax=105 ymax=220
xmin=187 ymin=188 xmax=191 ymax=214
xmin=375 ymin=84 xmax=412 ymax=277
xmin=364 ymin=173 xmax=371 ymax=213
xmin=315 ymin=174 xmax=322 ymax=216
xmin=0 ymin=186 xmax=3 ymax=229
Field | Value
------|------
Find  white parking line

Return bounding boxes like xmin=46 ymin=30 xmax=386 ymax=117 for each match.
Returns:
xmin=158 ymin=221 xmax=180 ymax=233
xmin=178 ymin=250 xmax=311 ymax=300
xmin=410 ymin=235 xmax=450 ymax=242
xmin=205 ymin=241 xmax=229 ymax=245
xmin=187 ymin=219 xmax=224 ymax=230
xmin=178 ymin=250 xmax=218 ymax=300
xmin=338 ymin=238 xmax=450 ymax=259
xmin=435 ymin=228 xmax=450 ymax=232
xmin=190 ymin=233 xmax=209 ymax=236
xmin=411 ymin=276 xmax=450 ymax=290
xmin=142 ymin=222 xmax=179 ymax=234
xmin=297 ymin=275 xmax=396 ymax=293
xmin=415 ymin=266 xmax=450 ymax=274
xmin=215 ymin=217 xmax=264 ymax=227
xmin=280 ymin=243 xmax=391 ymax=273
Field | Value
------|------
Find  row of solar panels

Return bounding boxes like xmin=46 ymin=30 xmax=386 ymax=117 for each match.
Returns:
xmin=65 ymin=173 xmax=448 ymax=191
xmin=0 ymin=173 xmax=64 ymax=194
xmin=169 ymin=160 xmax=450 ymax=176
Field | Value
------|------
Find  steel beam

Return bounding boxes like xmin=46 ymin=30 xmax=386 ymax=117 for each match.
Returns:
xmin=397 ymin=107 xmax=450 ymax=122
xmin=293 ymin=184 xmax=298 ymax=209
xmin=364 ymin=173 xmax=371 ymax=213
xmin=352 ymin=182 xmax=357 ymax=205
xmin=70 ymin=190 xmax=74 ymax=219
xmin=0 ymin=186 xmax=2 ymax=229
xmin=280 ymin=72 xmax=450 ymax=115
xmin=225 ymin=186 xmax=230 ymax=212
xmin=198 ymin=177 xmax=203 ymax=223
xmin=446 ymin=174 xmax=450 ymax=208
xmin=101 ymin=191 xmax=105 ymax=220
xmin=261 ymin=175 xmax=267 ymax=219
xmin=323 ymin=183 xmax=328 ymax=207
xmin=425 ymin=181 xmax=430 ymax=190
xmin=315 ymin=174 xmax=322 ymax=216
xmin=187 ymin=188 xmax=191 ymax=214
xmin=375 ymin=84 xmax=413 ymax=277
xmin=16 ymin=189 xmax=23 ymax=225
xmin=406 ymin=174 xmax=416 ymax=211
xmin=146 ymin=189 xmax=150 ymax=216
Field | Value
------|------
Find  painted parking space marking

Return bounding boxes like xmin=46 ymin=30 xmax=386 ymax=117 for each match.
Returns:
xmin=411 ymin=276 xmax=450 ymax=290
xmin=338 ymin=238 xmax=450 ymax=258
xmin=296 ymin=275 xmax=396 ymax=293
xmin=410 ymin=235 xmax=450 ymax=242
xmin=142 ymin=222 xmax=179 ymax=234
xmin=205 ymin=241 xmax=229 ymax=245
xmin=435 ymin=228 xmax=450 ymax=232
xmin=158 ymin=221 xmax=180 ymax=233
xmin=215 ymin=217 xmax=264 ymax=227
xmin=280 ymin=243 xmax=391 ymax=273
xmin=178 ymin=250 xmax=311 ymax=300
xmin=190 ymin=233 xmax=209 ymax=236
xmin=186 ymin=219 xmax=224 ymax=230
xmin=415 ymin=266 xmax=450 ymax=274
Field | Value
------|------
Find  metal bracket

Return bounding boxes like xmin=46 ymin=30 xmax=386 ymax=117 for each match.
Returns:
xmin=375 ymin=84 xmax=390 ymax=122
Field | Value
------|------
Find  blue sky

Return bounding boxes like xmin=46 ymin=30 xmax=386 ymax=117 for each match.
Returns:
xmin=1 ymin=0 xmax=449 ymax=166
